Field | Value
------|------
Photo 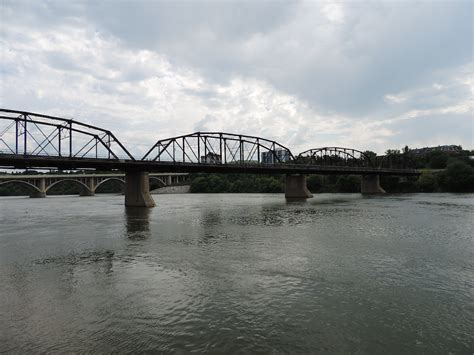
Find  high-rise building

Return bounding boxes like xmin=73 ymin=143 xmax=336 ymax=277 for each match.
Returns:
xmin=200 ymin=153 xmax=222 ymax=164
xmin=261 ymin=149 xmax=290 ymax=164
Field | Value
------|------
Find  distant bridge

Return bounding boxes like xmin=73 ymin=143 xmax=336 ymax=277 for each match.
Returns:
xmin=0 ymin=173 xmax=189 ymax=198
xmin=0 ymin=109 xmax=419 ymax=206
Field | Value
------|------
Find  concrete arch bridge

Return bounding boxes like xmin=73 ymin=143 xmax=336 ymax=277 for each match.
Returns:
xmin=0 ymin=173 xmax=189 ymax=198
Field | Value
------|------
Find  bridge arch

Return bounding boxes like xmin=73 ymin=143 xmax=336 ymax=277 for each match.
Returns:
xmin=45 ymin=179 xmax=92 ymax=194
xmin=142 ymin=132 xmax=294 ymax=165
xmin=149 ymin=176 xmax=166 ymax=187
xmin=94 ymin=177 xmax=125 ymax=192
xmin=374 ymin=154 xmax=417 ymax=170
xmin=0 ymin=180 xmax=42 ymax=194
xmin=296 ymin=147 xmax=374 ymax=168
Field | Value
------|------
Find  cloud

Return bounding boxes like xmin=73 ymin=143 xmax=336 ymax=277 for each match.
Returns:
xmin=384 ymin=94 xmax=407 ymax=104
xmin=0 ymin=0 xmax=472 ymax=156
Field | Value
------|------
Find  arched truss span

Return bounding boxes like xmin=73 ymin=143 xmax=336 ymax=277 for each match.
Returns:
xmin=296 ymin=147 xmax=374 ymax=168
xmin=0 ymin=109 xmax=134 ymax=160
xmin=142 ymin=132 xmax=294 ymax=165
xmin=0 ymin=180 xmax=41 ymax=193
xmin=94 ymin=177 xmax=125 ymax=192
xmin=374 ymin=154 xmax=417 ymax=170
xmin=45 ymin=179 xmax=91 ymax=193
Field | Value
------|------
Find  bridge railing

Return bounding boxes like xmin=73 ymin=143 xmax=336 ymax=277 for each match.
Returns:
xmin=0 ymin=109 xmax=134 ymax=161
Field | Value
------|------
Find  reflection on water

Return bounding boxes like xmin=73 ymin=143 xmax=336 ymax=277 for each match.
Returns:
xmin=0 ymin=193 xmax=473 ymax=353
xmin=125 ymin=206 xmax=151 ymax=239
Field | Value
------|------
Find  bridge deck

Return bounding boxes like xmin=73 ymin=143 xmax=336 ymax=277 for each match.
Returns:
xmin=0 ymin=154 xmax=419 ymax=176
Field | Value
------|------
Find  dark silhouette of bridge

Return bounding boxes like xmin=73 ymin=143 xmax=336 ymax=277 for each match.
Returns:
xmin=0 ymin=109 xmax=419 ymax=206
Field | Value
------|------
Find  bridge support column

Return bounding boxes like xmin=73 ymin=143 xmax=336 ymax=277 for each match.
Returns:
xmin=80 ymin=177 xmax=95 ymax=196
xmin=30 ymin=178 xmax=46 ymax=198
xmin=285 ymin=175 xmax=313 ymax=199
xmin=125 ymin=171 xmax=156 ymax=207
xmin=361 ymin=175 xmax=386 ymax=194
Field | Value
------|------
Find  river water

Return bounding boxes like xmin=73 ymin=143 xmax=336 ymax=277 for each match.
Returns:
xmin=0 ymin=193 xmax=473 ymax=353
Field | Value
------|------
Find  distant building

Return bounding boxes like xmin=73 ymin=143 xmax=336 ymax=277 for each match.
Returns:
xmin=410 ymin=145 xmax=462 ymax=156
xmin=261 ymin=149 xmax=290 ymax=164
xmin=200 ymin=152 xmax=221 ymax=164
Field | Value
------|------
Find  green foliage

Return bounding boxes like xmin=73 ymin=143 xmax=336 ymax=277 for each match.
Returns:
xmin=429 ymin=152 xmax=449 ymax=169
xmin=190 ymin=174 xmax=283 ymax=193
xmin=336 ymin=175 xmax=360 ymax=192
xmin=398 ymin=179 xmax=417 ymax=193
xmin=307 ymin=175 xmax=323 ymax=192
xmin=415 ymin=172 xmax=438 ymax=192
xmin=0 ymin=183 xmax=30 ymax=196
xmin=441 ymin=161 xmax=474 ymax=192
xmin=380 ymin=176 xmax=400 ymax=192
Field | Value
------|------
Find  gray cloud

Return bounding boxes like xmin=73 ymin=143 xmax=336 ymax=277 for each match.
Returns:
xmin=77 ymin=1 xmax=473 ymax=115
xmin=0 ymin=0 xmax=472 ymax=154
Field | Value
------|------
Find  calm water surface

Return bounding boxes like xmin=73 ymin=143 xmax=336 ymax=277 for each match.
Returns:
xmin=0 ymin=193 xmax=473 ymax=353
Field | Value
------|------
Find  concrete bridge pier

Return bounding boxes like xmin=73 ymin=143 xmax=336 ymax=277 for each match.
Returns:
xmin=361 ymin=175 xmax=386 ymax=194
xmin=285 ymin=174 xmax=313 ymax=199
xmin=80 ymin=177 xmax=95 ymax=196
xmin=30 ymin=178 xmax=46 ymax=198
xmin=125 ymin=171 xmax=156 ymax=207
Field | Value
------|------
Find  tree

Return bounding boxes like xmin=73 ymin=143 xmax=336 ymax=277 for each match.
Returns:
xmin=429 ymin=152 xmax=449 ymax=169
xmin=416 ymin=172 xmax=438 ymax=192
xmin=443 ymin=161 xmax=474 ymax=192
xmin=307 ymin=175 xmax=323 ymax=192
xmin=336 ymin=175 xmax=360 ymax=192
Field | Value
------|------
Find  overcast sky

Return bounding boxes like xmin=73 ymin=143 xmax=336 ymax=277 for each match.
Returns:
xmin=1 ymin=0 xmax=472 ymax=155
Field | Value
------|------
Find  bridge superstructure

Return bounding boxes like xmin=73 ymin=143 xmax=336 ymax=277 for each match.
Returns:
xmin=0 ymin=109 xmax=419 ymax=206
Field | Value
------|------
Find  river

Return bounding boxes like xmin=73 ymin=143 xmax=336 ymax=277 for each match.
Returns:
xmin=0 ymin=193 xmax=473 ymax=353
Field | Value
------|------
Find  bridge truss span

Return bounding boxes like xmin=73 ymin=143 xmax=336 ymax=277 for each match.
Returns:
xmin=0 ymin=109 xmax=134 ymax=161
xmin=142 ymin=132 xmax=295 ymax=166
xmin=374 ymin=153 xmax=417 ymax=170
xmin=296 ymin=147 xmax=374 ymax=168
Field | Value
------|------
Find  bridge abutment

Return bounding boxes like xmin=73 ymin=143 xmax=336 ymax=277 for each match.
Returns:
xmin=361 ymin=175 xmax=386 ymax=194
xmin=285 ymin=175 xmax=313 ymax=199
xmin=125 ymin=171 xmax=156 ymax=207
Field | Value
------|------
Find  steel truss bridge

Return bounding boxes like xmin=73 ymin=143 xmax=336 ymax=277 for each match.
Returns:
xmin=0 ymin=109 xmax=419 ymax=206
